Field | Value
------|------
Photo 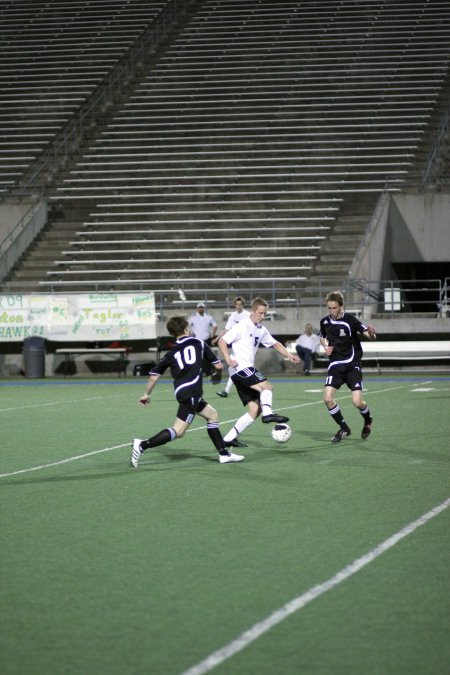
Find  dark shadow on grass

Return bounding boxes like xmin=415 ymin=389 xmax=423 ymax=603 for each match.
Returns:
xmin=165 ymin=452 xmax=217 ymax=463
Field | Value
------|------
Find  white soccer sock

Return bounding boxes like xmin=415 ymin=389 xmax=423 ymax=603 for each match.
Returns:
xmin=224 ymin=376 xmax=233 ymax=394
xmin=223 ymin=412 xmax=254 ymax=442
xmin=260 ymin=389 xmax=273 ymax=416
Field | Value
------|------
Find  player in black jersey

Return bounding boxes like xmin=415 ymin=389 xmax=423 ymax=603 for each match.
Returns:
xmin=130 ymin=315 xmax=244 ymax=467
xmin=319 ymin=290 xmax=377 ymax=443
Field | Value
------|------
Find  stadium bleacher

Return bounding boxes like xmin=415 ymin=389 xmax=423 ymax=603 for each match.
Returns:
xmin=0 ymin=0 xmax=170 ymax=194
xmin=1 ymin=0 xmax=450 ymax=297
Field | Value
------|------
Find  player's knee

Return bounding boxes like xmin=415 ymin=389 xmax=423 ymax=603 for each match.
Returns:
xmin=323 ymin=395 xmax=334 ymax=408
xmin=208 ymin=407 xmax=219 ymax=422
xmin=261 ymin=380 xmax=273 ymax=392
xmin=248 ymin=401 xmax=260 ymax=418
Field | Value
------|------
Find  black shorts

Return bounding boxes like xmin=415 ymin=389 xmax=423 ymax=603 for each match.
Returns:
xmin=176 ymin=396 xmax=208 ymax=423
xmin=231 ymin=367 xmax=267 ymax=406
xmin=324 ymin=363 xmax=363 ymax=391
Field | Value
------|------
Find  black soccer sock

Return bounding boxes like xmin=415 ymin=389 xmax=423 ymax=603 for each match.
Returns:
xmin=141 ymin=427 xmax=176 ymax=451
xmin=328 ymin=404 xmax=346 ymax=427
xmin=207 ymin=422 xmax=229 ymax=456
xmin=358 ymin=405 xmax=372 ymax=423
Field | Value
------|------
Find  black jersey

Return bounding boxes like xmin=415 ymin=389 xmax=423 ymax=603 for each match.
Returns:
xmin=149 ymin=336 xmax=220 ymax=400
xmin=319 ymin=312 xmax=368 ymax=367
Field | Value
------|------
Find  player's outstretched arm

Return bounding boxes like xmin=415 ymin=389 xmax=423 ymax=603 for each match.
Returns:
xmin=217 ymin=336 xmax=234 ymax=366
xmin=274 ymin=341 xmax=300 ymax=363
xmin=139 ymin=373 xmax=160 ymax=406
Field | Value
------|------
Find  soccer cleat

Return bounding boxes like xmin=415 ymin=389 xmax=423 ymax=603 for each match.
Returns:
xmin=262 ymin=414 xmax=289 ymax=424
xmin=361 ymin=416 xmax=373 ymax=440
xmin=331 ymin=424 xmax=351 ymax=444
xmin=219 ymin=452 xmax=244 ymax=464
xmin=216 ymin=391 xmax=228 ymax=398
xmin=130 ymin=439 xmax=143 ymax=468
xmin=224 ymin=438 xmax=248 ymax=448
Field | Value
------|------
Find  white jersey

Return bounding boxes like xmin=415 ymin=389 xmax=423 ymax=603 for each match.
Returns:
xmin=224 ymin=308 xmax=250 ymax=330
xmin=223 ymin=316 xmax=277 ymax=371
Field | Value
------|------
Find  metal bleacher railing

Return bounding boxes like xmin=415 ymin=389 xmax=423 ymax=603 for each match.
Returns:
xmin=0 ymin=275 xmax=439 ymax=319
xmin=153 ymin=275 xmax=450 ymax=320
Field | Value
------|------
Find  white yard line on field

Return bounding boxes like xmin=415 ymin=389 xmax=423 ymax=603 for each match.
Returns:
xmin=179 ymin=497 xmax=450 ymax=675
xmin=0 ymin=393 xmax=127 ymax=413
xmin=0 ymin=444 xmax=128 ymax=478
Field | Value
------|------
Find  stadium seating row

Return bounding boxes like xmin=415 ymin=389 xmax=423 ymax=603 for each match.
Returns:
xmin=0 ymin=0 xmax=170 ymax=194
xmin=2 ymin=0 xmax=450 ymax=296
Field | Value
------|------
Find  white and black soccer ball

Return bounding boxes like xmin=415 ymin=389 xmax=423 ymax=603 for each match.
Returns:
xmin=271 ymin=423 xmax=292 ymax=443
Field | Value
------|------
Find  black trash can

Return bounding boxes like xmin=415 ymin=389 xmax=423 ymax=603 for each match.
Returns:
xmin=23 ymin=336 xmax=46 ymax=378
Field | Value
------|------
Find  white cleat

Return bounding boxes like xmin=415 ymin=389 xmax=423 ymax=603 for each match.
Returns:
xmin=219 ymin=452 xmax=244 ymax=464
xmin=130 ymin=439 xmax=143 ymax=468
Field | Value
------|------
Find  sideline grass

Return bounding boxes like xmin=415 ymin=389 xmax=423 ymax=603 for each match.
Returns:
xmin=1 ymin=375 xmax=449 ymax=675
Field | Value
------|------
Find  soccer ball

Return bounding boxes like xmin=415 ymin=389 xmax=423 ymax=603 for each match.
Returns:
xmin=271 ymin=423 xmax=292 ymax=443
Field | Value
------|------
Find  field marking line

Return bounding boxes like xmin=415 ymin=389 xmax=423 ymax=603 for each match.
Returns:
xmin=179 ymin=497 xmax=450 ymax=675
xmin=0 ymin=393 xmax=131 ymax=414
xmin=282 ymin=383 xmax=405 ymax=413
xmin=0 ymin=384 xmax=410 ymax=479
xmin=0 ymin=382 xmax=177 ymax=414
xmin=0 ymin=381 xmax=426 ymax=416
xmin=0 ymin=444 xmax=127 ymax=478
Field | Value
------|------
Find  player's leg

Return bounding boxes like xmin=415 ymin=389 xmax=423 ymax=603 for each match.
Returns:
xmin=131 ymin=418 xmax=187 ymax=467
xmin=216 ymin=375 xmax=233 ymax=398
xmin=198 ymin=402 xmax=244 ymax=463
xmin=223 ymin=402 xmax=258 ymax=447
xmin=252 ymin=378 xmax=289 ymax=424
xmin=351 ymin=387 xmax=373 ymax=439
xmin=221 ymin=372 xmax=259 ymax=447
xmin=130 ymin=400 xmax=193 ymax=467
xmin=323 ymin=375 xmax=351 ymax=443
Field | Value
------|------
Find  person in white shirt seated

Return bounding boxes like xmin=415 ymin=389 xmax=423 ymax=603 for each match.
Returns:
xmin=294 ymin=323 xmax=321 ymax=375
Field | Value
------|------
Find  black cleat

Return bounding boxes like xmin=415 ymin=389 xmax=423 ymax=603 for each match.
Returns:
xmin=361 ymin=416 xmax=373 ymax=440
xmin=331 ymin=424 xmax=351 ymax=444
xmin=224 ymin=438 xmax=248 ymax=448
xmin=262 ymin=414 xmax=289 ymax=424
xmin=216 ymin=391 xmax=228 ymax=398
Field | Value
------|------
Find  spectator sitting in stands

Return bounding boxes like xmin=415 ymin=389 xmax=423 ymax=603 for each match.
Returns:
xmin=294 ymin=323 xmax=321 ymax=375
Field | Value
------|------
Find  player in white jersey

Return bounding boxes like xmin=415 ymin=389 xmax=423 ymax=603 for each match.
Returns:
xmin=218 ymin=297 xmax=300 ymax=448
xmin=214 ymin=296 xmax=250 ymax=398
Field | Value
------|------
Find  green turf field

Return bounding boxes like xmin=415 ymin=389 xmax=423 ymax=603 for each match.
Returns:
xmin=1 ymin=374 xmax=449 ymax=675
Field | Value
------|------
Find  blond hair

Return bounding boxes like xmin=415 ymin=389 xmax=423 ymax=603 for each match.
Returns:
xmin=326 ymin=290 xmax=344 ymax=307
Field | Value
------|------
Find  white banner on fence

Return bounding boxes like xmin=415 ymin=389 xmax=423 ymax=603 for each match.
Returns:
xmin=0 ymin=292 xmax=157 ymax=341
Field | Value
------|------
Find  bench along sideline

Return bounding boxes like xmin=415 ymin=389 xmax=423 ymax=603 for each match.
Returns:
xmin=285 ymin=340 xmax=450 ymax=366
